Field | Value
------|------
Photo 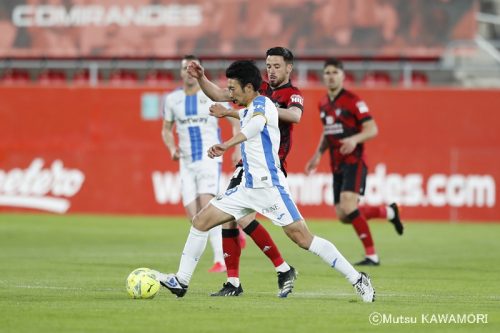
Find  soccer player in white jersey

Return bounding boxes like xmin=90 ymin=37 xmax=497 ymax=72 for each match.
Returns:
xmin=162 ymin=55 xmax=239 ymax=273
xmin=158 ymin=60 xmax=375 ymax=302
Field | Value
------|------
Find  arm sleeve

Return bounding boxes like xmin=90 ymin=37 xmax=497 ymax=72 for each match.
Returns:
xmin=240 ymin=115 xmax=266 ymax=140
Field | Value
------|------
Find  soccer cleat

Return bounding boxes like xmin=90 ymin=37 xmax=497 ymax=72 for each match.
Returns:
xmin=159 ymin=274 xmax=188 ymax=298
xmin=389 ymin=202 xmax=404 ymax=235
xmin=277 ymin=266 xmax=298 ymax=298
xmin=353 ymin=272 xmax=375 ymax=303
xmin=354 ymin=257 xmax=380 ymax=266
xmin=210 ymin=282 xmax=243 ymax=296
xmin=208 ymin=262 xmax=227 ymax=273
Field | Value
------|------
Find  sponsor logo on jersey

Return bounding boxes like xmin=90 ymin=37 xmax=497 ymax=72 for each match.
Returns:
xmin=290 ymin=94 xmax=304 ymax=106
xmin=0 ymin=158 xmax=85 ymax=213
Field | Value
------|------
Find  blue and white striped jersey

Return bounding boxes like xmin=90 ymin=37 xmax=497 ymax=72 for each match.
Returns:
xmin=163 ymin=89 xmax=226 ymax=163
xmin=239 ymin=95 xmax=287 ymax=188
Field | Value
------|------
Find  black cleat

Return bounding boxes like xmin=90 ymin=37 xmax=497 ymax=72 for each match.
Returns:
xmin=210 ymin=282 xmax=243 ymax=296
xmin=354 ymin=257 xmax=380 ymax=266
xmin=277 ymin=266 xmax=298 ymax=298
xmin=159 ymin=274 xmax=188 ymax=298
xmin=389 ymin=203 xmax=404 ymax=235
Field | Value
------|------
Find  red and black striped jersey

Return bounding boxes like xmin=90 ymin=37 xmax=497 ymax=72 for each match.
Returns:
xmin=259 ymin=81 xmax=304 ymax=168
xmin=318 ymin=88 xmax=372 ymax=172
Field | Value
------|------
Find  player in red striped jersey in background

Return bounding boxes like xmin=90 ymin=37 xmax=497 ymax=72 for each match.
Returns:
xmin=306 ymin=58 xmax=404 ymax=266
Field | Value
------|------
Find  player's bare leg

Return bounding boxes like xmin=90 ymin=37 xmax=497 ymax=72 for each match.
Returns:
xmin=282 ymin=219 xmax=375 ymax=302
xmin=159 ymin=203 xmax=234 ymax=297
xmin=213 ymin=212 xmax=296 ymax=297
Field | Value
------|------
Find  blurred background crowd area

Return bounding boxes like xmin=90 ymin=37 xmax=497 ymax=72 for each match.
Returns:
xmin=1 ymin=0 xmax=500 ymax=88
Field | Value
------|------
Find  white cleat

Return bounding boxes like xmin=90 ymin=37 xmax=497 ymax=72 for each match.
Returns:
xmin=159 ymin=274 xmax=188 ymax=298
xmin=353 ymin=272 xmax=375 ymax=303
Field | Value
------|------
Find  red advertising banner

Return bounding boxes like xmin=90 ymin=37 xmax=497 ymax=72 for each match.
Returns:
xmin=0 ymin=86 xmax=499 ymax=221
xmin=0 ymin=0 xmax=477 ymax=58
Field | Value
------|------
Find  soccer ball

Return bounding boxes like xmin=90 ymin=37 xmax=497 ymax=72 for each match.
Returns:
xmin=126 ymin=267 xmax=160 ymax=299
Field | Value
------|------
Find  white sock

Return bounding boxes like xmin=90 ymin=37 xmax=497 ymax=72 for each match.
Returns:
xmin=308 ymin=236 xmax=361 ymax=284
xmin=176 ymin=226 xmax=209 ymax=286
xmin=208 ymin=224 xmax=224 ymax=263
xmin=366 ymin=254 xmax=379 ymax=263
xmin=275 ymin=262 xmax=291 ymax=273
xmin=386 ymin=206 xmax=395 ymax=220
xmin=227 ymin=277 xmax=240 ymax=287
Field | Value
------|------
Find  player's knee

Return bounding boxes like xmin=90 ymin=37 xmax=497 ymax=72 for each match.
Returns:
xmin=192 ymin=214 xmax=210 ymax=232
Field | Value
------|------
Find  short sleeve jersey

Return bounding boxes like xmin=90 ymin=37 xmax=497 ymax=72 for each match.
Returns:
xmin=259 ymin=81 xmax=304 ymax=168
xmin=238 ymin=95 xmax=286 ymax=188
xmin=318 ymin=88 xmax=373 ymax=172
xmin=163 ymin=89 xmax=227 ymax=163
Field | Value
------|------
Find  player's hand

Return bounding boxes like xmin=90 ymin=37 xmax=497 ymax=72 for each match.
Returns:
xmin=208 ymin=144 xmax=227 ymax=158
xmin=209 ymin=103 xmax=228 ymax=118
xmin=170 ymin=147 xmax=180 ymax=161
xmin=187 ymin=61 xmax=204 ymax=79
xmin=305 ymin=153 xmax=321 ymax=175
xmin=339 ymin=137 xmax=357 ymax=155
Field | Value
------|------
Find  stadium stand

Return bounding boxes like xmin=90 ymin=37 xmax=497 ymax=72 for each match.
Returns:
xmin=37 ymin=70 xmax=67 ymax=85
xmin=144 ymin=70 xmax=175 ymax=86
xmin=361 ymin=71 xmax=392 ymax=87
xmin=399 ymin=71 xmax=429 ymax=87
xmin=0 ymin=69 xmax=30 ymax=85
xmin=108 ymin=70 xmax=138 ymax=86
xmin=72 ymin=69 xmax=102 ymax=86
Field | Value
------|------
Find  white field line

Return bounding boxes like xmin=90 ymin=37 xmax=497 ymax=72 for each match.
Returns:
xmin=1 ymin=281 xmax=499 ymax=301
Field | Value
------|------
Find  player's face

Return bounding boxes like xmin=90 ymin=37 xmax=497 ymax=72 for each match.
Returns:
xmin=323 ymin=65 xmax=344 ymax=90
xmin=266 ymin=55 xmax=292 ymax=88
xmin=227 ymin=78 xmax=253 ymax=106
xmin=180 ymin=59 xmax=198 ymax=87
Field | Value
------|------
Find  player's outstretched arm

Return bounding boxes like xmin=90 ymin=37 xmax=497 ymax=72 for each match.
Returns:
xmin=277 ymin=106 xmax=302 ymax=124
xmin=187 ymin=61 xmax=231 ymax=102
xmin=209 ymin=103 xmax=240 ymax=119
xmin=208 ymin=133 xmax=247 ymax=159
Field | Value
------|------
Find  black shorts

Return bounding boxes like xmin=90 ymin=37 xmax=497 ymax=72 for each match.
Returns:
xmin=333 ymin=161 xmax=367 ymax=204
xmin=226 ymin=161 xmax=287 ymax=190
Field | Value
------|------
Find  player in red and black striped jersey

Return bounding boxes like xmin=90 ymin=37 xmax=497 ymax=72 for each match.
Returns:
xmin=305 ymin=58 xmax=404 ymax=266
xmin=187 ymin=47 xmax=303 ymax=297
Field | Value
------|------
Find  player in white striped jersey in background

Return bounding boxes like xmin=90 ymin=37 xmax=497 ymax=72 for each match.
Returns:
xmin=158 ymin=60 xmax=375 ymax=302
xmin=162 ymin=55 xmax=240 ymax=273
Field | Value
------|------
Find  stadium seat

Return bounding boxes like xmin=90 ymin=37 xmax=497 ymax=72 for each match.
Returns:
xmin=37 ymin=70 xmax=67 ymax=85
xmin=108 ymin=70 xmax=138 ymax=86
xmin=344 ymin=71 xmax=356 ymax=86
xmin=0 ymin=69 xmax=31 ymax=85
xmin=399 ymin=71 xmax=429 ymax=87
xmin=361 ymin=71 xmax=392 ymax=87
xmin=306 ymin=71 xmax=321 ymax=84
xmin=72 ymin=69 xmax=102 ymax=86
xmin=144 ymin=70 xmax=175 ymax=86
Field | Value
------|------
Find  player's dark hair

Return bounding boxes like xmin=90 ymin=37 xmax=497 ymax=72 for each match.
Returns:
xmin=183 ymin=54 xmax=200 ymax=63
xmin=324 ymin=58 xmax=344 ymax=70
xmin=226 ymin=60 xmax=262 ymax=91
xmin=266 ymin=47 xmax=294 ymax=64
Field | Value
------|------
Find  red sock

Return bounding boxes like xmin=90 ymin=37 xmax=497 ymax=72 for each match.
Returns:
xmin=346 ymin=209 xmax=376 ymax=256
xmin=244 ymin=220 xmax=284 ymax=267
xmin=222 ymin=229 xmax=241 ymax=278
xmin=359 ymin=205 xmax=387 ymax=220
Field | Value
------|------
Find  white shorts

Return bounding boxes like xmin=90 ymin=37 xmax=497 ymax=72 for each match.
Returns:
xmin=210 ymin=183 xmax=303 ymax=227
xmin=180 ymin=160 xmax=221 ymax=206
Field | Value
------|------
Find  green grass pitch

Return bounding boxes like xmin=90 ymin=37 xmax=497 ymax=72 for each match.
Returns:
xmin=0 ymin=213 xmax=499 ymax=333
